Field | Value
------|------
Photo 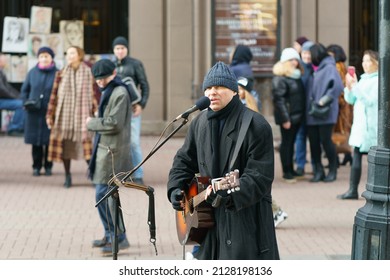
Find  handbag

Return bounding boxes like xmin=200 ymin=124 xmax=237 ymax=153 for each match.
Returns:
xmin=308 ymin=95 xmax=333 ymax=119
xmin=308 ymin=101 xmax=330 ymax=119
xmin=24 ymin=94 xmax=43 ymax=111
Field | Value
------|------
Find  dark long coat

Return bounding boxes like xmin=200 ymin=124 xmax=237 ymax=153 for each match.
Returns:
xmin=168 ymin=102 xmax=279 ymax=260
xmin=21 ymin=64 xmax=57 ymax=145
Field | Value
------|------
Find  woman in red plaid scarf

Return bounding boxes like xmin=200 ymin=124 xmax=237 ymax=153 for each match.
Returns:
xmin=46 ymin=46 xmax=98 ymax=188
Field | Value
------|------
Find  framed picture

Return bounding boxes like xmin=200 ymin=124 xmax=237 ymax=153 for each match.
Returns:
xmin=30 ymin=6 xmax=52 ymax=34
xmin=10 ymin=55 xmax=28 ymax=82
xmin=2 ymin=17 xmax=29 ymax=53
xmin=60 ymin=20 xmax=84 ymax=51
xmin=27 ymin=34 xmax=45 ymax=58
xmin=0 ymin=53 xmax=12 ymax=81
xmin=45 ymin=33 xmax=64 ymax=58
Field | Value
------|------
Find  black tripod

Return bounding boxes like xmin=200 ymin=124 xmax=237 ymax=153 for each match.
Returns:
xmin=95 ymin=117 xmax=189 ymax=260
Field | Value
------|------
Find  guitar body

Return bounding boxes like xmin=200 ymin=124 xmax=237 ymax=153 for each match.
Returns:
xmin=175 ymin=176 xmax=214 ymax=245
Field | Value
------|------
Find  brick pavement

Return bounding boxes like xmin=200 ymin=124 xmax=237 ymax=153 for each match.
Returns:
xmin=0 ymin=134 xmax=367 ymax=260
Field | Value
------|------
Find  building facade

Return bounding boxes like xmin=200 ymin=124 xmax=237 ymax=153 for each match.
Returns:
xmin=0 ymin=0 xmax=378 ymax=135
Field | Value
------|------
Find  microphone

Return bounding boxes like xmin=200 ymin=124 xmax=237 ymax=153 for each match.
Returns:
xmin=174 ymin=96 xmax=211 ymax=121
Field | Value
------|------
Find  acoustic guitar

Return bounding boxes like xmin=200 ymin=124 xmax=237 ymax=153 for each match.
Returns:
xmin=175 ymin=169 xmax=240 ymax=245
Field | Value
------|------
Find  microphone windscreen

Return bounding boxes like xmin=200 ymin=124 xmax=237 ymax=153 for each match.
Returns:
xmin=195 ymin=96 xmax=211 ymax=110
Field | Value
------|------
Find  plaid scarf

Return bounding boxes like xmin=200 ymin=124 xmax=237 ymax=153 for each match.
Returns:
xmin=53 ymin=63 xmax=93 ymax=142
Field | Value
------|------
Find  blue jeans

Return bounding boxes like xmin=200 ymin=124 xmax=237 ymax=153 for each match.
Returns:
xmin=0 ymin=99 xmax=25 ymax=132
xmin=131 ymin=115 xmax=143 ymax=179
xmin=95 ymin=184 xmax=126 ymax=243
xmin=295 ymin=123 xmax=307 ymax=169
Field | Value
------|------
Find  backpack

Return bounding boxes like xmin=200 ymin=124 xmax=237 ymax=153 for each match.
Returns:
xmin=122 ymin=76 xmax=141 ymax=105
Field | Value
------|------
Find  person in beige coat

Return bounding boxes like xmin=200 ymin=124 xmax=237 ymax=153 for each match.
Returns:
xmin=86 ymin=59 xmax=132 ymax=256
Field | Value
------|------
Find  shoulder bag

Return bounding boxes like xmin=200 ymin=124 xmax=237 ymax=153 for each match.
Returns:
xmin=24 ymin=94 xmax=44 ymax=111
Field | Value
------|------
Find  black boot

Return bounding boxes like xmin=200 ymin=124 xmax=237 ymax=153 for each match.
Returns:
xmin=323 ymin=170 xmax=337 ymax=182
xmin=323 ymin=155 xmax=338 ymax=182
xmin=337 ymin=168 xmax=359 ymax=199
xmin=337 ymin=188 xmax=358 ymax=199
xmin=64 ymin=173 xmax=72 ymax=188
xmin=340 ymin=153 xmax=353 ymax=166
xmin=310 ymin=163 xmax=325 ymax=182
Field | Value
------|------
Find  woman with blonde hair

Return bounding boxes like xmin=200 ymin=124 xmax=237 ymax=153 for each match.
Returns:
xmin=272 ymin=48 xmax=305 ymax=183
xmin=46 ymin=46 xmax=97 ymax=187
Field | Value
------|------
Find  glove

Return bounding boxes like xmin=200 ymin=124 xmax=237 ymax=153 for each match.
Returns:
xmin=170 ymin=188 xmax=183 ymax=210
xmin=318 ymin=95 xmax=333 ymax=106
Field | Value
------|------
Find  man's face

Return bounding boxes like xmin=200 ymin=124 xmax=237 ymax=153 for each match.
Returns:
xmin=204 ymin=86 xmax=236 ymax=111
xmin=95 ymin=73 xmax=116 ymax=88
xmin=113 ymin=45 xmax=128 ymax=60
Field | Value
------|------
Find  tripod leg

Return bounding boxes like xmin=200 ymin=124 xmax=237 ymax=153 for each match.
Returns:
xmin=112 ymin=191 xmax=119 ymax=260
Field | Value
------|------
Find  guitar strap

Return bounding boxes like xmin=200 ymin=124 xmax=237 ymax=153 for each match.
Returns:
xmin=212 ymin=110 xmax=253 ymax=209
xmin=229 ymin=109 xmax=254 ymax=170
xmin=146 ymin=186 xmax=158 ymax=255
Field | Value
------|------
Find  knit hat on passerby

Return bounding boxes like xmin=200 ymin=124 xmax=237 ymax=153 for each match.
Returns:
xmin=91 ymin=59 xmax=116 ymax=79
xmin=280 ymin=48 xmax=301 ymax=62
xmin=202 ymin=61 xmax=238 ymax=93
xmin=112 ymin=36 xmax=128 ymax=49
xmin=302 ymin=41 xmax=315 ymax=52
xmin=37 ymin=46 xmax=55 ymax=58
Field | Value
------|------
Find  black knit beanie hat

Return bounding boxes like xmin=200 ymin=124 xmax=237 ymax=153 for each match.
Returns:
xmin=112 ymin=36 xmax=128 ymax=49
xmin=37 ymin=46 xmax=55 ymax=58
xmin=202 ymin=61 xmax=238 ymax=93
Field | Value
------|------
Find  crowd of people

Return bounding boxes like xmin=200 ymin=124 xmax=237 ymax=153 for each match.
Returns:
xmin=0 ymin=36 xmax=150 ymax=256
xmin=0 ymin=35 xmax=378 ymax=260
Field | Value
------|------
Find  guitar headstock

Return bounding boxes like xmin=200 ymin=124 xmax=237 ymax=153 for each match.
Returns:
xmin=211 ymin=169 xmax=240 ymax=194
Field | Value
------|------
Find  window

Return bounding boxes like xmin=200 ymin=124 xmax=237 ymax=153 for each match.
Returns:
xmin=0 ymin=0 xmax=128 ymax=54
xmin=349 ymin=0 xmax=378 ymax=76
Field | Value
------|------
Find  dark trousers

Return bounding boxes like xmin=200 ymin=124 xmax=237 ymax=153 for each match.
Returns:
xmin=279 ymin=122 xmax=300 ymax=175
xmin=307 ymin=124 xmax=337 ymax=168
xmin=32 ymin=145 xmax=52 ymax=170
xmin=350 ymin=147 xmax=365 ymax=188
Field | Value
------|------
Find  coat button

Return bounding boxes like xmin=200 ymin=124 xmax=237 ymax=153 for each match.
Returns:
xmin=226 ymin=240 xmax=232 ymax=245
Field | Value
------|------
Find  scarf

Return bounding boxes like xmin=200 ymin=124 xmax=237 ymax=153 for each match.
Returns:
xmin=53 ymin=63 xmax=93 ymax=142
xmin=88 ymin=76 xmax=130 ymax=179
xmin=207 ymin=94 xmax=241 ymax=178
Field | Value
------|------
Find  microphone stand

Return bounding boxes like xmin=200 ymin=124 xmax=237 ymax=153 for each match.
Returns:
xmin=122 ymin=117 xmax=189 ymax=182
xmin=95 ymin=117 xmax=189 ymax=260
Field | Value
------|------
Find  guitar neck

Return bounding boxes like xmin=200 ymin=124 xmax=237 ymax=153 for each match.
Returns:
xmin=193 ymin=188 xmax=207 ymax=208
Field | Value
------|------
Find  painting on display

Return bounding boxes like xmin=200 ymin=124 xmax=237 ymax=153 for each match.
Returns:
xmin=0 ymin=54 xmax=12 ymax=81
xmin=30 ymin=6 xmax=52 ymax=34
xmin=1 ymin=17 xmax=30 ymax=53
xmin=10 ymin=55 xmax=28 ymax=82
xmin=27 ymin=34 xmax=45 ymax=58
xmin=59 ymin=20 xmax=84 ymax=51
xmin=46 ymin=33 xmax=64 ymax=58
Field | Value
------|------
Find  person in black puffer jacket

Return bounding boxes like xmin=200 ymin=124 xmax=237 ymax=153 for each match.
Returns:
xmin=272 ymin=48 xmax=305 ymax=183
